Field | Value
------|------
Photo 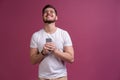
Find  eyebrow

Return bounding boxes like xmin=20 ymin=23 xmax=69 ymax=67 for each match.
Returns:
xmin=44 ymin=9 xmax=55 ymax=12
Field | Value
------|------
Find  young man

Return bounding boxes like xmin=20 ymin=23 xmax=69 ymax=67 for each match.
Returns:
xmin=30 ymin=4 xmax=74 ymax=80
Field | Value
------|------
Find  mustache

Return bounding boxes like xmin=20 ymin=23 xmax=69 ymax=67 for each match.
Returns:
xmin=43 ymin=19 xmax=56 ymax=23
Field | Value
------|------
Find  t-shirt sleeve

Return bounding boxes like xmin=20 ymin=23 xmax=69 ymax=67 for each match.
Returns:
xmin=63 ymin=31 xmax=73 ymax=46
xmin=30 ymin=33 xmax=38 ymax=48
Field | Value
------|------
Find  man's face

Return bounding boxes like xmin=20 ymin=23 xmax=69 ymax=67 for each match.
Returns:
xmin=43 ymin=8 xmax=57 ymax=23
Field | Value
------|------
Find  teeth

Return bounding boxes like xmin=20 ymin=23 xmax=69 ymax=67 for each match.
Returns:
xmin=47 ymin=14 xmax=52 ymax=17
xmin=48 ymin=15 xmax=51 ymax=16
xmin=47 ymin=16 xmax=52 ymax=18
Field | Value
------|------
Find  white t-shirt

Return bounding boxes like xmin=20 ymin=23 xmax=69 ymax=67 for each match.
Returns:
xmin=30 ymin=27 xmax=72 ymax=79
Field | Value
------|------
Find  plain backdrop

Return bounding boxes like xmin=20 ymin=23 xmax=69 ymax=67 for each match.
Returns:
xmin=0 ymin=0 xmax=120 ymax=80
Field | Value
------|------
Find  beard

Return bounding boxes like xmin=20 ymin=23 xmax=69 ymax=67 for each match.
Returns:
xmin=43 ymin=20 xmax=56 ymax=24
xmin=43 ymin=18 xmax=56 ymax=24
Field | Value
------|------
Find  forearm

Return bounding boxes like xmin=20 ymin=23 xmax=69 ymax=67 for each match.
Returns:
xmin=30 ymin=53 xmax=44 ymax=65
xmin=53 ymin=49 xmax=74 ymax=63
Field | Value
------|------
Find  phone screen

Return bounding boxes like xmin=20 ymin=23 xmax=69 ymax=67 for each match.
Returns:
xmin=46 ymin=38 xmax=52 ymax=43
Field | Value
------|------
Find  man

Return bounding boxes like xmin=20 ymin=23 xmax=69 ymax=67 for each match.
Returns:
xmin=30 ymin=4 xmax=74 ymax=80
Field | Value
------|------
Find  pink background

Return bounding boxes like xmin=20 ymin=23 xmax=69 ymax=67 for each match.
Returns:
xmin=0 ymin=0 xmax=120 ymax=80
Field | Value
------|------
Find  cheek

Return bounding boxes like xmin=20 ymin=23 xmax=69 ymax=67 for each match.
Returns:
xmin=43 ymin=15 xmax=46 ymax=20
xmin=55 ymin=16 xmax=58 ymax=20
xmin=43 ymin=13 xmax=47 ymax=17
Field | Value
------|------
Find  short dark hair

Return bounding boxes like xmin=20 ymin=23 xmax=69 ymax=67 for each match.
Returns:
xmin=42 ymin=4 xmax=57 ymax=15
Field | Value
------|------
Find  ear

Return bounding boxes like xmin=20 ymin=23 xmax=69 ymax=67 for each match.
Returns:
xmin=55 ymin=16 xmax=58 ymax=20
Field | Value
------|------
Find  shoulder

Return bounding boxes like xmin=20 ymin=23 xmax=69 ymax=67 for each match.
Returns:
xmin=57 ymin=28 xmax=71 ymax=38
xmin=32 ymin=29 xmax=44 ymax=37
xmin=57 ymin=27 xmax=68 ymax=34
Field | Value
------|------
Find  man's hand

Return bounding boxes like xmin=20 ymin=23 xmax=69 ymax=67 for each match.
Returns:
xmin=42 ymin=42 xmax=56 ymax=55
xmin=44 ymin=42 xmax=56 ymax=51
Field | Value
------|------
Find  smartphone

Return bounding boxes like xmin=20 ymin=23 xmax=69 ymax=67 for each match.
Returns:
xmin=46 ymin=38 xmax=52 ymax=43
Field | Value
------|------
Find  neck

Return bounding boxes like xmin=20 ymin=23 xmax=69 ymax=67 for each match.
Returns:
xmin=44 ymin=23 xmax=57 ymax=34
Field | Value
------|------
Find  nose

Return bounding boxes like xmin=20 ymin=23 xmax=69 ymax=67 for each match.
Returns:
xmin=46 ymin=11 xmax=51 ymax=15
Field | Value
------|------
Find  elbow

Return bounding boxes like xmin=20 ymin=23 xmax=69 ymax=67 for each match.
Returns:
xmin=70 ymin=58 xmax=74 ymax=63
xmin=31 ymin=61 xmax=36 ymax=65
xmin=69 ymin=54 xmax=74 ymax=63
xmin=30 ymin=59 xmax=37 ymax=65
xmin=68 ymin=57 xmax=74 ymax=63
xmin=68 ymin=52 xmax=74 ymax=63
xmin=30 ymin=60 xmax=36 ymax=65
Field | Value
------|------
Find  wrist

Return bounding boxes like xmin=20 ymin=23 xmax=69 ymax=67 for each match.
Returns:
xmin=41 ymin=50 xmax=46 ymax=56
xmin=53 ymin=48 xmax=59 ymax=53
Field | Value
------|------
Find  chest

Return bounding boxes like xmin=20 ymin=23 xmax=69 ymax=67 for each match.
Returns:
xmin=37 ymin=32 xmax=64 ymax=50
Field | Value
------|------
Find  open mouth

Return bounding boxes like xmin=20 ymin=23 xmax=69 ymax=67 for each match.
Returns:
xmin=46 ymin=14 xmax=53 ymax=18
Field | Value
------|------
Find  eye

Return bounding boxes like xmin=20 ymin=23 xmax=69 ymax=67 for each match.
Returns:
xmin=44 ymin=9 xmax=56 ymax=14
xmin=44 ymin=10 xmax=48 ymax=13
xmin=50 ymin=10 xmax=54 ymax=13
